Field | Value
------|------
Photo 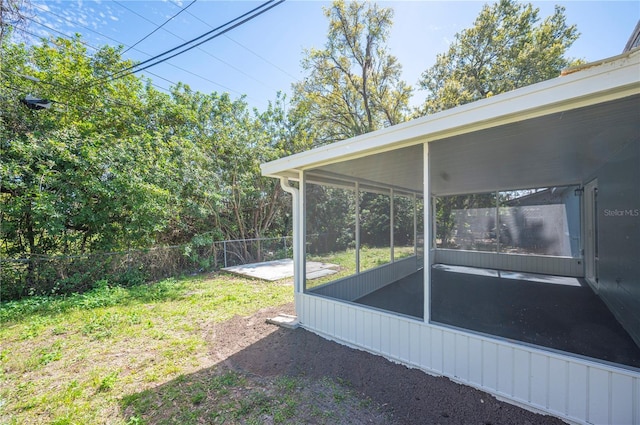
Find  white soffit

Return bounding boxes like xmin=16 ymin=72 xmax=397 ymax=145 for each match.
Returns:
xmin=261 ymin=49 xmax=640 ymax=179
xmin=309 ymin=144 xmax=424 ymax=193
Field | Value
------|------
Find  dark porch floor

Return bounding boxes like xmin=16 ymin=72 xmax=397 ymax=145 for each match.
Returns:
xmin=354 ymin=265 xmax=640 ymax=369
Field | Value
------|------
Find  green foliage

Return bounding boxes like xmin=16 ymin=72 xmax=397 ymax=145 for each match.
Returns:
xmin=1 ymin=33 xmax=311 ymax=300
xmin=0 ymin=36 xmax=168 ymax=262
xmin=418 ymin=0 xmax=580 ymax=115
xmin=0 ymin=277 xmax=186 ymax=324
xmin=95 ymin=370 xmax=120 ymax=393
xmin=293 ymin=0 xmax=411 ymax=145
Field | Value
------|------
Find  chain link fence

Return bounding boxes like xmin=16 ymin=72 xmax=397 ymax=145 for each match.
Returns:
xmin=0 ymin=236 xmax=292 ymax=301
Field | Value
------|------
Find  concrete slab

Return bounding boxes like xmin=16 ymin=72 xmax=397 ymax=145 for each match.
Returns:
xmin=355 ymin=267 xmax=640 ymax=368
xmin=433 ymin=264 xmax=581 ymax=286
xmin=266 ymin=313 xmax=299 ymax=329
xmin=222 ymin=258 xmax=338 ymax=281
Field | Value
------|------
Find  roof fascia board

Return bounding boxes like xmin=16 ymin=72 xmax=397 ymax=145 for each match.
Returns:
xmin=262 ymin=50 xmax=639 ymax=178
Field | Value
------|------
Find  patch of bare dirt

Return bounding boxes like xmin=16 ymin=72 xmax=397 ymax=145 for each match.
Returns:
xmin=205 ymin=303 xmax=567 ymax=425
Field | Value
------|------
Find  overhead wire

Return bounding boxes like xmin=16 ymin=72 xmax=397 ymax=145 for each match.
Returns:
xmin=97 ymin=0 xmax=284 ymax=88
xmin=223 ymin=35 xmax=299 ymax=80
xmin=12 ymin=0 xmax=286 ymax=106
xmin=158 ymin=1 xmax=285 ymax=91
xmin=23 ymin=15 xmax=99 ymax=51
xmin=29 ymin=3 xmax=238 ymax=95
xmin=2 ymin=80 xmax=93 ymax=114
xmin=13 ymin=19 xmax=175 ymax=93
xmin=3 ymin=26 xmax=172 ymax=115
xmin=111 ymin=0 xmax=274 ymax=71
xmin=129 ymin=1 xmax=286 ymax=76
xmin=28 ymin=0 xmax=281 ymax=99
xmin=30 ymin=3 xmax=140 ymax=47
xmin=122 ymin=0 xmax=197 ymax=54
xmin=170 ymin=0 xmax=298 ymax=81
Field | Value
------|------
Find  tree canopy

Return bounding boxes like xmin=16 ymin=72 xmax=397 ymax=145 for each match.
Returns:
xmin=0 ymin=35 xmax=310 ymax=263
xmin=417 ymin=0 xmax=580 ymax=115
xmin=293 ymin=0 xmax=412 ymax=146
xmin=1 ymin=0 xmax=585 ymax=299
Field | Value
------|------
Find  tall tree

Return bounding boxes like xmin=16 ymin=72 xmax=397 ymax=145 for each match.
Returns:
xmin=417 ymin=0 xmax=580 ymax=115
xmin=293 ymin=0 xmax=411 ymax=146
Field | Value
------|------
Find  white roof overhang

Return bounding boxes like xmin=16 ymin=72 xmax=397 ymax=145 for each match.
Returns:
xmin=261 ymin=49 xmax=640 ymax=189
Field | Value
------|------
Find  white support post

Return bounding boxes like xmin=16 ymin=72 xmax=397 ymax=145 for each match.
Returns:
xmin=299 ymin=171 xmax=306 ymax=291
xmin=390 ymin=188 xmax=395 ymax=263
xmin=413 ymin=193 xmax=417 ymax=256
xmin=355 ymin=181 xmax=360 ymax=274
xmin=423 ymin=142 xmax=431 ymax=323
xmin=495 ymin=190 xmax=501 ymax=254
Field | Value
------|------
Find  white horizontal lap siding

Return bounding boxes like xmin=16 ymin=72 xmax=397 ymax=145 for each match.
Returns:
xmin=297 ymin=293 xmax=640 ymax=425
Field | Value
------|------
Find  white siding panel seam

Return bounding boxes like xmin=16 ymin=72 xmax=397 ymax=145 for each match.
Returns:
xmin=545 ymin=356 xmax=551 ymax=410
xmin=564 ymin=359 xmax=570 ymax=416
xmin=608 ymin=371 xmax=613 ymax=425
xmin=525 ymin=351 xmax=532 ymax=404
xmin=586 ymin=367 xmax=591 ymax=424
xmin=480 ymin=339 xmax=485 ymax=388
xmin=635 ymin=376 xmax=639 ymax=425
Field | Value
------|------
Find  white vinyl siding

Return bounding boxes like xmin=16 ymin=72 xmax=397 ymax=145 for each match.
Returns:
xmin=297 ymin=293 xmax=639 ymax=425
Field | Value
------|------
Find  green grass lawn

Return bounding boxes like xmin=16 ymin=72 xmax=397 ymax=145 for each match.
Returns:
xmin=0 ymin=248 xmax=413 ymax=425
xmin=0 ymin=248 xmax=406 ymax=424
xmin=0 ymin=274 xmax=295 ymax=424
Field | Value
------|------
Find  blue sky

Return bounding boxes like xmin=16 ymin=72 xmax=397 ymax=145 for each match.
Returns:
xmin=22 ymin=1 xmax=640 ymax=110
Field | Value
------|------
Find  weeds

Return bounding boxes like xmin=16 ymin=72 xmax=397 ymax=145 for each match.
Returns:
xmin=120 ymin=368 xmax=388 ymax=425
xmin=0 ymin=257 xmax=390 ymax=424
xmin=29 ymin=341 xmax=64 ymax=368
xmin=0 ymin=273 xmax=293 ymax=424
xmin=96 ymin=370 xmax=119 ymax=393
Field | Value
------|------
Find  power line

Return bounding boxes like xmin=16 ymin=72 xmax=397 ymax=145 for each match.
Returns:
xmin=110 ymin=0 xmax=275 ymax=75
xmin=169 ymin=0 xmax=298 ymax=81
xmin=29 ymin=4 xmax=237 ymax=95
xmin=23 ymin=16 xmax=99 ymax=51
xmin=158 ymin=1 xmax=283 ymax=91
xmin=122 ymin=0 xmax=197 ymax=54
xmin=8 ymin=24 xmax=174 ymax=94
xmin=2 ymin=81 xmax=92 ymax=113
xmin=2 ymin=31 xmax=173 ymax=114
xmin=14 ymin=2 xmax=284 ymax=104
xmin=223 ymin=35 xmax=299 ymax=80
xmin=29 ymin=1 xmax=277 ymax=100
xmin=31 ymin=3 xmax=133 ymax=47
xmin=134 ymin=0 xmax=286 ymax=73
xmin=99 ymin=0 xmax=284 ymax=88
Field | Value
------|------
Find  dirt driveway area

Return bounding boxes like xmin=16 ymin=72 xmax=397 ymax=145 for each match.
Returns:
xmin=207 ymin=302 xmax=566 ymax=425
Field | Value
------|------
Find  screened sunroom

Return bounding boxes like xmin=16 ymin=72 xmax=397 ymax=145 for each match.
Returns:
xmin=262 ymin=49 xmax=640 ymax=425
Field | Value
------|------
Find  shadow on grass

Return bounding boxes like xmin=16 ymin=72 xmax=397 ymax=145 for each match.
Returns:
xmin=119 ymin=318 xmax=566 ymax=425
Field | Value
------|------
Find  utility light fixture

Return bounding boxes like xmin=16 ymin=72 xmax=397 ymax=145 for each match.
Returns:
xmin=20 ymin=94 xmax=52 ymax=110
